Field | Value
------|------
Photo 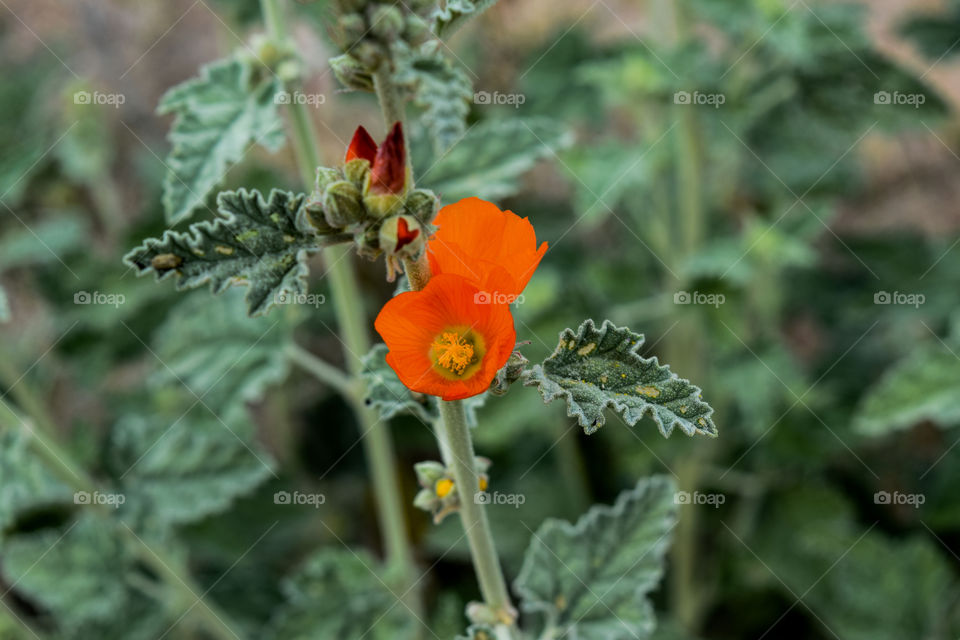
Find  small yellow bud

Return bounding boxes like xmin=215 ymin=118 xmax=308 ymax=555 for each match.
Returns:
xmin=435 ymin=478 xmax=454 ymax=499
xmin=478 ymin=475 xmax=488 ymax=492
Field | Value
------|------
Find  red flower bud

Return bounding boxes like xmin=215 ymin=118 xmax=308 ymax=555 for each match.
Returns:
xmin=345 ymin=126 xmax=377 ymax=163
xmin=369 ymin=122 xmax=407 ymax=195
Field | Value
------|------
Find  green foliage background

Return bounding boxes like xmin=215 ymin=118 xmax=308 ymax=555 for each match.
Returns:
xmin=2 ymin=0 xmax=960 ymax=638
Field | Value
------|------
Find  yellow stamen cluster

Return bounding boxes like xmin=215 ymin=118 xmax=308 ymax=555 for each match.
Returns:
xmin=432 ymin=332 xmax=474 ymax=374
xmin=435 ymin=478 xmax=454 ymax=498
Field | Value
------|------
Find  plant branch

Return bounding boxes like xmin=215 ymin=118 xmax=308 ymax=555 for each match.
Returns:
xmin=259 ymin=0 xmax=422 ymax=627
xmin=285 ymin=343 xmax=354 ymax=397
xmin=437 ymin=400 xmax=517 ymax=627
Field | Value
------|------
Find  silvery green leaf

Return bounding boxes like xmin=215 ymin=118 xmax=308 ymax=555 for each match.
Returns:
xmin=514 ymin=476 xmax=677 ymax=640
xmin=855 ymin=345 xmax=960 ymax=436
xmin=124 ymin=188 xmax=339 ymax=317
xmin=360 ymin=343 xmax=487 ymax=427
xmin=0 ymin=430 xmax=73 ymax=535
xmin=431 ymin=0 xmax=500 ymax=37
xmin=151 ymin=288 xmax=292 ymax=415
xmin=159 ymin=55 xmax=285 ymax=224
xmin=0 ymin=285 xmax=8 ymax=323
xmin=263 ymin=549 xmax=413 ymax=640
xmin=107 ymin=411 xmax=274 ymax=527
xmin=395 ymin=47 xmax=473 ymax=156
xmin=523 ymin=319 xmax=717 ymax=436
xmin=420 ymin=118 xmax=572 ymax=202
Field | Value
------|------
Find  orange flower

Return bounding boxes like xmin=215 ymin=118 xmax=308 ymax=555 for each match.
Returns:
xmin=374 ymin=274 xmax=517 ymax=401
xmin=428 ymin=198 xmax=548 ymax=301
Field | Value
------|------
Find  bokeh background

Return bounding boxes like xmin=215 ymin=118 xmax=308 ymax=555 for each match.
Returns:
xmin=2 ymin=0 xmax=960 ymax=638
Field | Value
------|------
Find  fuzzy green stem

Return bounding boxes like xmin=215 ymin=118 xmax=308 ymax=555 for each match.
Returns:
xmin=260 ymin=0 xmax=422 ymax=625
xmin=373 ymin=64 xmax=407 ymax=131
xmin=285 ymin=343 xmax=354 ymax=397
xmin=437 ymin=400 xmax=516 ymax=626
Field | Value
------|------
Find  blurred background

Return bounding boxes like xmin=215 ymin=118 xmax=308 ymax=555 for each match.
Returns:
xmin=2 ymin=0 xmax=960 ymax=638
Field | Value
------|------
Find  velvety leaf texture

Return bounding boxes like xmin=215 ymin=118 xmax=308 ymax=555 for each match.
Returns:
xmin=396 ymin=47 xmax=473 ymax=156
xmin=2 ymin=515 xmax=132 ymax=626
xmin=107 ymin=412 xmax=275 ymax=527
xmin=514 ymin=476 xmax=677 ymax=640
xmin=151 ymin=288 xmax=292 ymax=417
xmin=263 ymin=549 xmax=412 ymax=640
xmin=124 ymin=188 xmax=331 ymax=317
xmin=158 ymin=55 xmax=285 ymax=224
xmin=855 ymin=345 xmax=960 ymax=436
xmin=431 ymin=0 xmax=500 ymax=37
xmin=360 ymin=343 xmax=486 ymax=426
xmin=0 ymin=430 xmax=72 ymax=535
xmin=420 ymin=117 xmax=573 ymax=202
xmin=523 ymin=320 xmax=718 ymax=436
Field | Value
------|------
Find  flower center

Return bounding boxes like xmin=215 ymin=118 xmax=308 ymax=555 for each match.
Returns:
xmin=431 ymin=332 xmax=475 ymax=375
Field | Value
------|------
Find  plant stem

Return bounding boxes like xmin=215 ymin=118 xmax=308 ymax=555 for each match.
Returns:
xmin=259 ymin=0 xmax=422 ymax=626
xmin=437 ymin=400 xmax=517 ymax=627
xmin=285 ymin=343 xmax=354 ymax=397
xmin=0 ymin=365 xmax=247 ymax=640
xmin=373 ymin=64 xmax=407 ymax=131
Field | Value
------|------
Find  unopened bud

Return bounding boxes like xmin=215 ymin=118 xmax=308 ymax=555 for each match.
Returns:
xmin=370 ymin=5 xmax=405 ymax=40
xmin=404 ymin=189 xmax=439 ymax=224
xmin=329 ymin=54 xmax=374 ymax=92
xmin=323 ymin=180 xmax=365 ymax=227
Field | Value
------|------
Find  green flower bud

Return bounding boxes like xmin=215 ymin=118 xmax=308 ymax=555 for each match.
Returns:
xmin=323 ymin=180 xmax=365 ymax=228
xmin=404 ymin=188 xmax=439 ymax=224
xmin=337 ymin=13 xmax=368 ymax=45
xmin=276 ymin=59 xmax=301 ymax=84
xmin=413 ymin=488 xmax=438 ymax=512
xmin=314 ymin=166 xmax=342 ymax=194
xmin=489 ymin=350 xmax=529 ymax=396
xmin=352 ymin=40 xmax=384 ymax=68
xmin=414 ymin=460 xmax=447 ymax=488
xmin=465 ymin=603 xmax=500 ymax=626
xmin=370 ymin=5 xmax=405 ymax=41
xmin=344 ymin=157 xmax=371 ymax=187
xmin=404 ymin=13 xmax=430 ymax=44
xmin=329 ymin=54 xmax=375 ymax=92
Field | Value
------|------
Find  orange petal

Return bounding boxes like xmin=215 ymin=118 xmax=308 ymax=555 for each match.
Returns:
xmin=428 ymin=198 xmax=547 ymax=296
xmin=374 ymin=273 xmax=516 ymax=401
xmin=345 ymin=126 xmax=377 ymax=163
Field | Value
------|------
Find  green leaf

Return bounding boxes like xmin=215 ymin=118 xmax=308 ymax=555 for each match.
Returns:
xmin=360 ymin=343 xmax=486 ymax=427
xmin=0 ymin=285 xmax=8 ymax=323
xmin=124 ymin=188 xmax=336 ymax=317
xmin=361 ymin=344 xmax=438 ymax=423
xmin=2 ymin=515 xmax=132 ymax=626
xmin=159 ymin=55 xmax=285 ymax=225
xmin=514 ymin=476 xmax=677 ymax=640
xmin=759 ymin=487 xmax=959 ymax=640
xmin=151 ymin=288 xmax=292 ymax=416
xmin=523 ymin=320 xmax=717 ymax=436
xmin=0 ymin=214 xmax=89 ymax=271
xmin=419 ymin=117 xmax=572 ymax=202
xmin=855 ymin=345 xmax=960 ymax=436
xmin=107 ymin=411 xmax=275 ymax=527
xmin=395 ymin=46 xmax=473 ymax=156
xmin=0 ymin=430 xmax=72 ymax=536
xmin=264 ymin=548 xmax=413 ymax=640
xmin=431 ymin=0 xmax=500 ymax=37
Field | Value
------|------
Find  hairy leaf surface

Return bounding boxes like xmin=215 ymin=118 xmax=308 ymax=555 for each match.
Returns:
xmin=124 ymin=189 xmax=333 ymax=316
xmin=159 ymin=56 xmax=284 ymax=224
xmin=108 ymin=411 xmax=274 ymax=527
xmin=855 ymin=345 xmax=960 ymax=436
xmin=420 ymin=118 xmax=572 ymax=202
xmin=264 ymin=549 xmax=412 ymax=640
xmin=523 ymin=320 xmax=717 ymax=436
xmin=514 ymin=476 xmax=677 ymax=640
